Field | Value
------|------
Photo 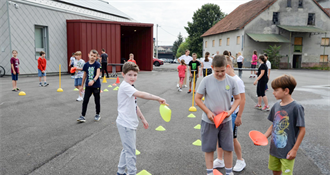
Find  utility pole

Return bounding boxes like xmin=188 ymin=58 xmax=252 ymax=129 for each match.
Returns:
xmin=156 ymin=24 xmax=160 ymax=59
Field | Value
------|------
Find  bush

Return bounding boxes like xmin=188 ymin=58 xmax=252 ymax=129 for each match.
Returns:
xmin=263 ymin=45 xmax=282 ymax=69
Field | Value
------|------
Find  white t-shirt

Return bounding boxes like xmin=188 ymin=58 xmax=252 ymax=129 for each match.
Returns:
xmin=201 ymin=57 xmax=213 ymax=69
xmin=179 ymin=55 xmax=193 ymax=65
xmin=116 ymin=81 xmax=139 ymax=129
xmin=70 ymin=57 xmax=75 ymax=65
xmin=266 ymin=60 xmax=271 ymax=70
xmin=74 ymin=59 xmax=85 ymax=78
xmin=237 ymin=55 xmax=244 ymax=62
xmin=231 ymin=75 xmax=245 ymax=114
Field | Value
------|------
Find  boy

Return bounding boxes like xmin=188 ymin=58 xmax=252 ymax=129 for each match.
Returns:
xmin=11 ymin=50 xmax=20 ymax=91
xmin=77 ymin=50 xmax=101 ymax=123
xmin=101 ymin=48 xmax=109 ymax=78
xmin=73 ymin=51 xmax=85 ymax=101
xmin=187 ymin=53 xmax=200 ymax=94
xmin=116 ymin=62 xmax=167 ymax=175
xmin=195 ymin=55 xmax=241 ymax=175
xmin=37 ymin=51 xmax=49 ymax=87
xmin=69 ymin=52 xmax=76 ymax=79
xmin=214 ymin=56 xmax=246 ymax=172
xmin=264 ymin=75 xmax=305 ymax=175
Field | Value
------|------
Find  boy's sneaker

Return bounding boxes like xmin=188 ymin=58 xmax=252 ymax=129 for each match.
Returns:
xmin=254 ymin=104 xmax=262 ymax=110
xmin=76 ymin=97 xmax=83 ymax=102
xmin=39 ymin=83 xmax=43 ymax=87
xmin=178 ymin=88 xmax=182 ymax=92
xmin=77 ymin=116 xmax=86 ymax=123
xmin=233 ymin=159 xmax=246 ymax=172
xmin=262 ymin=106 xmax=270 ymax=111
xmin=44 ymin=83 xmax=49 ymax=87
xmin=187 ymin=89 xmax=191 ymax=94
xmin=94 ymin=114 xmax=101 ymax=121
xmin=213 ymin=158 xmax=225 ymax=168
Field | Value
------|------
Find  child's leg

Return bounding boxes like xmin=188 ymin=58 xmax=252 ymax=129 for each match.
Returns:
xmin=223 ymin=150 xmax=233 ymax=168
xmin=43 ymin=75 xmax=47 ymax=83
xmin=217 ymin=146 xmax=223 ymax=160
xmin=12 ymin=80 xmax=16 ymax=89
xmin=39 ymin=76 xmax=42 ymax=83
xmin=263 ymin=96 xmax=269 ymax=106
xmin=258 ymin=97 xmax=262 ymax=105
xmin=273 ymin=171 xmax=282 ymax=175
xmin=233 ymin=138 xmax=242 ymax=160
xmin=205 ymin=152 xmax=214 ymax=169
xmin=93 ymin=88 xmax=101 ymax=115
xmin=219 ymin=121 xmax=234 ymax=173
xmin=81 ymin=87 xmax=93 ymax=116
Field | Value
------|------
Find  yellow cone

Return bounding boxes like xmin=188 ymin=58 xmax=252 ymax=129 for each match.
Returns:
xmin=136 ymin=149 xmax=141 ymax=155
xmin=57 ymin=88 xmax=63 ymax=92
xmin=74 ymin=88 xmax=79 ymax=91
xmin=102 ymin=76 xmax=107 ymax=83
xmin=108 ymin=85 xmax=112 ymax=88
xmin=187 ymin=113 xmax=196 ymax=118
xmin=103 ymin=89 xmax=109 ymax=92
xmin=155 ymin=125 xmax=166 ymax=131
xmin=189 ymin=106 xmax=197 ymax=112
xmin=192 ymin=139 xmax=202 ymax=146
xmin=194 ymin=124 xmax=201 ymax=129
xmin=18 ymin=91 xmax=26 ymax=96
xmin=137 ymin=170 xmax=152 ymax=175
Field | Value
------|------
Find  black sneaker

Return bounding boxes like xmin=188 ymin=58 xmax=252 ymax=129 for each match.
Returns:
xmin=44 ymin=83 xmax=49 ymax=87
xmin=94 ymin=114 xmax=101 ymax=121
xmin=77 ymin=116 xmax=86 ymax=123
xmin=39 ymin=83 xmax=43 ymax=87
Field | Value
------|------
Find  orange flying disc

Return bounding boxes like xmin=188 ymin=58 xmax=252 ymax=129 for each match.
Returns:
xmin=214 ymin=112 xmax=228 ymax=128
xmin=249 ymin=130 xmax=268 ymax=146
xmin=70 ymin=67 xmax=77 ymax=73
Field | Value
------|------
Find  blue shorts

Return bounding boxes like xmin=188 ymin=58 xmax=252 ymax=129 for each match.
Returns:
xmin=38 ymin=69 xmax=46 ymax=77
xmin=11 ymin=73 xmax=18 ymax=81
xmin=74 ymin=78 xmax=83 ymax=86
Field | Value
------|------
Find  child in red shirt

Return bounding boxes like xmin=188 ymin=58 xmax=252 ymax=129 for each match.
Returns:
xmin=177 ymin=59 xmax=186 ymax=92
xmin=127 ymin=53 xmax=137 ymax=64
xmin=38 ymin=51 xmax=49 ymax=86
xmin=11 ymin=50 xmax=20 ymax=91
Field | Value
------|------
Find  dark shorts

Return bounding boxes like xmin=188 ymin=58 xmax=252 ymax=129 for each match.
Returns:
xmin=257 ymin=80 xmax=268 ymax=97
xmin=251 ymin=64 xmax=256 ymax=68
xmin=11 ymin=73 xmax=18 ymax=81
xmin=203 ymin=68 xmax=212 ymax=77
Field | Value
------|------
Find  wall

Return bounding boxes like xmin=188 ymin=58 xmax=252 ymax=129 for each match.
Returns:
xmin=0 ymin=1 xmax=11 ymax=74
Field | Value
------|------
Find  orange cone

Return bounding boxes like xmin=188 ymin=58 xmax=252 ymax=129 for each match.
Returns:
xmin=116 ymin=77 xmax=120 ymax=84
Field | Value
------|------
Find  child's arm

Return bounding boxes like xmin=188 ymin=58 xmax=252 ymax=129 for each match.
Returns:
xmin=195 ymin=93 xmax=215 ymax=122
xmin=133 ymin=91 xmax=167 ymax=105
xmin=226 ymin=94 xmax=240 ymax=117
xmin=287 ymin=127 xmax=305 ymax=160
xmin=11 ymin=63 xmax=16 ymax=75
xmin=235 ymin=93 xmax=245 ymax=126
xmin=264 ymin=124 xmax=273 ymax=138
xmin=254 ymin=70 xmax=265 ymax=85
xmin=80 ymin=72 xmax=86 ymax=91
xmin=136 ymin=105 xmax=148 ymax=129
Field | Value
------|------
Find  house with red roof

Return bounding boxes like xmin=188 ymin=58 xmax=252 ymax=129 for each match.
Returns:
xmin=202 ymin=0 xmax=330 ymax=68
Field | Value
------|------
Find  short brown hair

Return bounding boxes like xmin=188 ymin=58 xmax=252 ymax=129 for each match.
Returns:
xmin=75 ymin=51 xmax=82 ymax=55
xmin=122 ymin=62 xmax=139 ymax=74
xmin=40 ymin=51 xmax=45 ymax=56
xmin=12 ymin=50 xmax=18 ymax=54
xmin=271 ymin=75 xmax=297 ymax=95
xmin=212 ymin=55 xmax=227 ymax=68
xmin=90 ymin=49 xmax=98 ymax=55
xmin=259 ymin=55 xmax=266 ymax=62
xmin=223 ymin=50 xmax=229 ymax=56
xmin=102 ymin=48 xmax=105 ymax=52
xmin=192 ymin=53 xmax=197 ymax=57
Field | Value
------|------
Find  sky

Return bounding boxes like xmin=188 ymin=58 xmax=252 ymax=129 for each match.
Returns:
xmin=108 ymin=0 xmax=251 ymax=46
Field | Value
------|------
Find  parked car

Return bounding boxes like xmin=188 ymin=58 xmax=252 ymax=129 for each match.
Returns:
xmin=153 ymin=58 xmax=164 ymax=66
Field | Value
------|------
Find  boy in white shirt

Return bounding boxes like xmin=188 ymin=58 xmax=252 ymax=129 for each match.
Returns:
xmin=73 ymin=51 xmax=85 ymax=101
xmin=116 ymin=62 xmax=167 ymax=175
xmin=177 ymin=50 xmax=193 ymax=88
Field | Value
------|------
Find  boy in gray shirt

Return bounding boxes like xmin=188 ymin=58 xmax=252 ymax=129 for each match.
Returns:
xmin=264 ymin=75 xmax=305 ymax=175
xmin=195 ymin=55 xmax=241 ymax=175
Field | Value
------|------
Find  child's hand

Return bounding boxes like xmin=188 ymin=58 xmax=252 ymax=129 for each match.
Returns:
xmin=158 ymin=98 xmax=168 ymax=106
xmin=225 ymin=110 xmax=232 ymax=118
xmin=253 ymin=80 xmax=257 ymax=85
xmin=286 ymin=149 xmax=297 ymax=160
xmin=235 ymin=115 xmax=242 ymax=126
xmin=13 ymin=71 xmax=16 ymax=75
xmin=88 ymin=80 xmax=94 ymax=86
xmin=142 ymin=119 xmax=149 ymax=129
xmin=79 ymin=86 xmax=84 ymax=92
xmin=207 ymin=111 xmax=215 ymax=122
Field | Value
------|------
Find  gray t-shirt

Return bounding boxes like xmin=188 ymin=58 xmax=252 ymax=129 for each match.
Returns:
xmin=197 ymin=74 xmax=239 ymax=124
xmin=268 ymin=101 xmax=305 ymax=159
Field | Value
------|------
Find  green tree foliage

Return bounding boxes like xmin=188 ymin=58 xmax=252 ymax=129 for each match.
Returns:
xmin=176 ymin=38 xmax=190 ymax=58
xmin=172 ymin=33 xmax=183 ymax=58
xmin=185 ymin=3 xmax=225 ymax=57
xmin=263 ymin=45 xmax=283 ymax=69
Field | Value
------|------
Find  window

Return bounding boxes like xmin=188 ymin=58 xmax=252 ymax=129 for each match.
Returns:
xmin=287 ymin=0 xmax=291 ymax=7
xmin=308 ymin=13 xmax=315 ymax=25
xmin=219 ymin=39 xmax=222 ymax=46
xmin=212 ymin=40 xmax=215 ymax=47
xmin=236 ymin=36 xmax=240 ymax=45
xmin=35 ymin=25 xmax=49 ymax=60
xmin=273 ymin=12 xmax=279 ymax=25
xmin=321 ymin=38 xmax=330 ymax=46
xmin=205 ymin=41 xmax=207 ymax=48
xmin=227 ymin=38 xmax=230 ymax=46
xmin=320 ymin=55 xmax=328 ymax=62
xmin=298 ymin=0 xmax=303 ymax=8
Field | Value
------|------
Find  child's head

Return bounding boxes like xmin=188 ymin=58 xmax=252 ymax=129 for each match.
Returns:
xmin=185 ymin=49 xmax=190 ymax=55
xmin=122 ymin=62 xmax=140 ymax=85
xmin=75 ymin=51 xmax=82 ymax=59
xmin=212 ymin=55 xmax=227 ymax=79
xmin=238 ymin=51 xmax=241 ymax=56
xmin=258 ymin=55 xmax=266 ymax=63
xmin=180 ymin=59 xmax=186 ymax=65
xmin=40 ymin=51 xmax=45 ymax=58
xmin=271 ymin=75 xmax=297 ymax=99
xmin=223 ymin=50 xmax=229 ymax=56
xmin=88 ymin=49 xmax=98 ymax=61
xmin=264 ymin=53 xmax=268 ymax=61
xmin=205 ymin=52 xmax=210 ymax=62
xmin=102 ymin=48 xmax=105 ymax=53
xmin=12 ymin=50 xmax=18 ymax=57
xmin=192 ymin=53 xmax=197 ymax=59
xmin=129 ymin=53 xmax=134 ymax=60
xmin=253 ymin=50 xmax=258 ymax=55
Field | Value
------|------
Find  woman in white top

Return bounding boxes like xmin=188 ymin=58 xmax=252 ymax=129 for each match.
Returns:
xmin=201 ymin=52 xmax=213 ymax=77
xmin=237 ymin=52 xmax=244 ymax=78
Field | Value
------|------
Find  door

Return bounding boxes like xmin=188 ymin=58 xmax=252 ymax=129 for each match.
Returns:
xmin=293 ymin=55 xmax=301 ymax=69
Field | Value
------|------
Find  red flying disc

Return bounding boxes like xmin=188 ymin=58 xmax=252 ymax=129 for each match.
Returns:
xmin=70 ymin=67 xmax=77 ymax=73
xmin=213 ymin=169 xmax=223 ymax=175
xmin=249 ymin=130 xmax=268 ymax=146
xmin=214 ymin=112 xmax=228 ymax=128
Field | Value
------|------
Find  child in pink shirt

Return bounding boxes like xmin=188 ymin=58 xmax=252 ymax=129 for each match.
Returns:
xmin=177 ymin=59 xmax=187 ymax=92
xmin=250 ymin=50 xmax=258 ymax=78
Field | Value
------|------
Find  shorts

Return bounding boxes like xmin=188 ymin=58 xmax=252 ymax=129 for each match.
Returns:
xmin=38 ymin=69 xmax=46 ymax=77
xmin=203 ymin=68 xmax=212 ymax=77
xmin=251 ymin=64 xmax=256 ymax=68
xmin=257 ymin=80 xmax=268 ymax=97
xmin=74 ymin=78 xmax=83 ymax=86
xmin=201 ymin=120 xmax=233 ymax=152
xmin=189 ymin=75 xmax=198 ymax=83
xmin=179 ymin=77 xmax=184 ymax=84
xmin=268 ymin=155 xmax=295 ymax=175
xmin=11 ymin=73 xmax=18 ymax=81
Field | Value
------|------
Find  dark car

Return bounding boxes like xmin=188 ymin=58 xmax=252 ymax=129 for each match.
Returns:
xmin=153 ymin=58 xmax=164 ymax=66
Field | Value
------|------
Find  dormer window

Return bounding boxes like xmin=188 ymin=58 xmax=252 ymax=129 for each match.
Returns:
xmin=273 ymin=12 xmax=279 ymax=25
xmin=308 ymin=13 xmax=315 ymax=25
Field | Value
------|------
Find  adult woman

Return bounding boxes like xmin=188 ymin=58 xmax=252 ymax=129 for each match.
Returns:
xmin=236 ymin=52 xmax=244 ymax=78
xmin=250 ymin=50 xmax=258 ymax=78
xmin=253 ymin=55 xmax=269 ymax=111
xmin=201 ymin=52 xmax=213 ymax=77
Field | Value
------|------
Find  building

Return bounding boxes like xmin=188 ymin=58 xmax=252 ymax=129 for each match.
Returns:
xmin=0 ymin=0 xmax=154 ymax=75
xmin=202 ymin=0 xmax=330 ymax=68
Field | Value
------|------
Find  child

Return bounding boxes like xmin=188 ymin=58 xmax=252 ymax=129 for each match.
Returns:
xmin=73 ymin=51 xmax=85 ymax=101
xmin=250 ymin=50 xmax=258 ymax=78
xmin=187 ymin=53 xmax=200 ymax=94
xmin=264 ymin=53 xmax=271 ymax=91
xmin=264 ymin=75 xmax=305 ymax=175
xmin=69 ymin=52 xmax=76 ymax=79
xmin=37 ymin=51 xmax=49 ymax=87
xmin=177 ymin=50 xmax=192 ymax=88
xmin=214 ymin=56 xmax=246 ymax=172
xmin=201 ymin=52 xmax=213 ymax=77
xmin=77 ymin=50 xmax=101 ymax=123
xmin=116 ymin=62 xmax=167 ymax=175
xmin=127 ymin=53 xmax=137 ymax=64
xmin=101 ymin=49 xmax=109 ymax=78
xmin=177 ymin=59 xmax=187 ymax=92
xmin=195 ymin=55 xmax=241 ymax=175
xmin=253 ymin=55 xmax=270 ymax=111
xmin=10 ymin=50 xmax=20 ymax=91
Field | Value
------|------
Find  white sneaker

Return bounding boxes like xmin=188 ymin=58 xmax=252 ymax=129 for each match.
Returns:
xmin=233 ymin=159 xmax=246 ymax=172
xmin=183 ymin=85 xmax=188 ymax=88
xmin=228 ymin=172 xmax=234 ymax=175
xmin=177 ymin=84 xmax=179 ymax=88
xmin=179 ymin=88 xmax=182 ymax=92
xmin=77 ymin=97 xmax=83 ymax=102
xmin=213 ymin=158 xmax=225 ymax=169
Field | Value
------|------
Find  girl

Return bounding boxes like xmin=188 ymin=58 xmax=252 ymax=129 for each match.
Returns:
xmin=250 ymin=50 xmax=258 ymax=78
xmin=237 ymin=52 xmax=244 ymax=78
xmin=177 ymin=59 xmax=186 ymax=92
xmin=253 ymin=55 xmax=270 ymax=111
xmin=201 ymin=52 xmax=213 ymax=77
xmin=127 ymin=53 xmax=137 ymax=64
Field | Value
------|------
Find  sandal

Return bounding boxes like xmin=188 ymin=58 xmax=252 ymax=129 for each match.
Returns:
xmin=12 ymin=89 xmax=17 ymax=92
xmin=16 ymin=88 xmax=20 ymax=91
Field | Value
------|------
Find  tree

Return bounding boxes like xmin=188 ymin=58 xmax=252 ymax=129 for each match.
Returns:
xmin=172 ymin=33 xmax=183 ymax=58
xmin=263 ymin=45 xmax=283 ymax=69
xmin=185 ymin=3 xmax=225 ymax=57
xmin=176 ymin=38 xmax=190 ymax=58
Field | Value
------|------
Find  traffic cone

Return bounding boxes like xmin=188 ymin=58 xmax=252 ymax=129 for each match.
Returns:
xmin=155 ymin=125 xmax=166 ymax=131
xmin=102 ymin=76 xmax=107 ymax=83
xmin=187 ymin=113 xmax=196 ymax=118
xmin=74 ymin=88 xmax=79 ymax=91
xmin=136 ymin=149 xmax=141 ymax=155
xmin=103 ymin=89 xmax=109 ymax=92
xmin=194 ymin=124 xmax=201 ymax=129
xmin=213 ymin=169 xmax=223 ymax=175
xmin=115 ymin=77 xmax=120 ymax=84
xmin=137 ymin=170 xmax=152 ymax=175
xmin=108 ymin=85 xmax=112 ymax=88
xmin=18 ymin=91 xmax=26 ymax=96
xmin=192 ymin=139 xmax=201 ymax=146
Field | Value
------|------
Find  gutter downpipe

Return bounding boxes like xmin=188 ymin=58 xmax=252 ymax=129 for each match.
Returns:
xmin=323 ymin=32 xmax=326 ymax=70
xmin=288 ymin=32 xmax=291 ymax=69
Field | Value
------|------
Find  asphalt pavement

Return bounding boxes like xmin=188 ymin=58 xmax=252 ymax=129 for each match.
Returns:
xmin=0 ymin=63 xmax=329 ymax=175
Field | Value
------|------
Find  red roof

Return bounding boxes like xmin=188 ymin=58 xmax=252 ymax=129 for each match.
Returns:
xmin=202 ymin=0 xmax=330 ymax=37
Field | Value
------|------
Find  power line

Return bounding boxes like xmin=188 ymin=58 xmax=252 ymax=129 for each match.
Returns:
xmin=159 ymin=27 xmax=178 ymax=37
